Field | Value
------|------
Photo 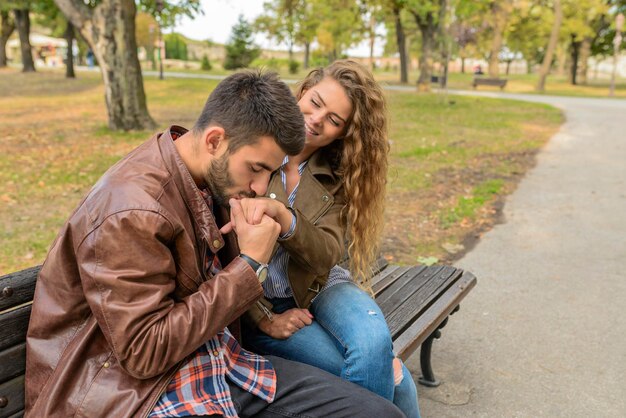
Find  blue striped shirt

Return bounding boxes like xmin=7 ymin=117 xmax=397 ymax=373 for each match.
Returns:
xmin=263 ymin=157 xmax=351 ymax=300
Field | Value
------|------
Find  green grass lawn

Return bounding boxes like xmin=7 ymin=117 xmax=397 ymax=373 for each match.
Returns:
xmin=0 ymin=68 xmax=563 ymax=274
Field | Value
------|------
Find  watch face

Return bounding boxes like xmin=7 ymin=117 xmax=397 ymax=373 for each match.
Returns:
xmin=258 ymin=266 xmax=269 ymax=283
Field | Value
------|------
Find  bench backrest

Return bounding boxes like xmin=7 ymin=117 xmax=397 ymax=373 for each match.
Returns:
xmin=0 ymin=266 xmax=38 ymax=417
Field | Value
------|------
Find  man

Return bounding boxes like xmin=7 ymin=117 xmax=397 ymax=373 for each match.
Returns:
xmin=25 ymin=71 xmax=403 ymax=418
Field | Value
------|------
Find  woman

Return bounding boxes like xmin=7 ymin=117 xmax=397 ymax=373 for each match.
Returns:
xmin=239 ymin=60 xmax=420 ymax=418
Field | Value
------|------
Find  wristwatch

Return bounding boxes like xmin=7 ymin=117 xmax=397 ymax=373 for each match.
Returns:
xmin=239 ymin=253 xmax=269 ymax=284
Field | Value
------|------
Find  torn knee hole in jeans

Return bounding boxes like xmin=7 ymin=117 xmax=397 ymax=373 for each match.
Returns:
xmin=393 ymin=358 xmax=404 ymax=385
xmin=367 ymin=310 xmax=378 ymax=316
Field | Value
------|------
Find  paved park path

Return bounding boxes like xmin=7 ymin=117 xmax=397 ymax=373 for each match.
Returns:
xmin=407 ymin=91 xmax=626 ymax=417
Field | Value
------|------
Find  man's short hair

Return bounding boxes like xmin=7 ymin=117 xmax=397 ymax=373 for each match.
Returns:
xmin=193 ymin=71 xmax=304 ymax=156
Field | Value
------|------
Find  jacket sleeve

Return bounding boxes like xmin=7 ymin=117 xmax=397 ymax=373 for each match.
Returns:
xmin=278 ymin=185 xmax=347 ymax=276
xmin=78 ymin=209 xmax=262 ymax=380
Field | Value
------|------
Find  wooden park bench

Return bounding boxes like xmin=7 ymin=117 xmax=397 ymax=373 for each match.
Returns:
xmin=472 ymin=77 xmax=508 ymax=90
xmin=0 ymin=261 xmax=476 ymax=417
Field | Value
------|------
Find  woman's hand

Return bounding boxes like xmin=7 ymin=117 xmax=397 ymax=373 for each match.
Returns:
xmin=258 ymin=308 xmax=314 ymax=339
xmin=239 ymin=197 xmax=293 ymax=235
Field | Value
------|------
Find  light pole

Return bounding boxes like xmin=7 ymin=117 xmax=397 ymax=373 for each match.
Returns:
xmin=609 ymin=13 xmax=624 ymax=97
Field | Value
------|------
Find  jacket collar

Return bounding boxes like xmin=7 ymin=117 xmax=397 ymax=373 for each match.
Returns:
xmin=307 ymin=150 xmax=337 ymax=179
xmin=157 ymin=126 xmax=225 ymax=253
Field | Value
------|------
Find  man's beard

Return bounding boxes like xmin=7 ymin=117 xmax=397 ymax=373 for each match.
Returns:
xmin=205 ymin=153 xmax=255 ymax=207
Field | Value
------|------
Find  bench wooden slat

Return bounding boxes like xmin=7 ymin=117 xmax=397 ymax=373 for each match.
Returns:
xmin=0 ymin=344 xmax=26 ymax=385
xmin=0 ymin=306 xmax=31 ymax=353
xmin=0 ymin=267 xmax=40 ymax=312
xmin=375 ymin=265 xmax=432 ymax=306
xmin=383 ymin=266 xmax=462 ymax=338
xmin=0 ymin=375 xmax=25 ymax=418
xmin=393 ymin=271 xmax=477 ymax=360
xmin=372 ymin=265 xmax=413 ymax=295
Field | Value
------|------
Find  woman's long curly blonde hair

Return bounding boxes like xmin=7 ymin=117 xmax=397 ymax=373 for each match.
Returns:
xmin=296 ymin=60 xmax=389 ymax=289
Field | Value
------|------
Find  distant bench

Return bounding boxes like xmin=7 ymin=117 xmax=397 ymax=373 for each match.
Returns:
xmin=472 ymin=77 xmax=508 ymax=90
xmin=0 ymin=261 xmax=476 ymax=417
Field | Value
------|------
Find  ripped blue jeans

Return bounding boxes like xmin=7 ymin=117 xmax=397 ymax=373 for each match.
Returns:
xmin=242 ymin=282 xmax=421 ymax=418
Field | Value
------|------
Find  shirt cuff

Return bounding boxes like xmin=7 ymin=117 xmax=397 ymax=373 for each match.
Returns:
xmin=279 ymin=209 xmax=296 ymax=239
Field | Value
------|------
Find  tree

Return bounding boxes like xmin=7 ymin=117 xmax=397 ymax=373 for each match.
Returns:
xmin=255 ymin=0 xmax=305 ymax=62
xmin=451 ymin=21 xmax=478 ymax=73
xmin=0 ymin=10 xmax=15 ymax=67
xmin=537 ymin=0 xmax=563 ymax=92
xmin=135 ymin=11 xmax=159 ymax=70
xmin=313 ymin=0 xmax=364 ymax=62
xmin=12 ymin=1 xmax=35 ymax=72
xmin=486 ymin=0 xmax=513 ymax=78
xmin=53 ymin=0 xmax=156 ymax=130
xmin=200 ymin=54 xmax=211 ymax=70
xmin=34 ymin=0 xmax=77 ymax=78
xmin=224 ymin=14 xmax=260 ymax=70
xmin=407 ymin=0 xmax=447 ymax=90
xmin=164 ymin=32 xmax=187 ymax=60
xmin=359 ymin=0 xmax=386 ymax=70
xmin=52 ymin=0 xmax=201 ymax=130
xmin=506 ymin=0 xmax=552 ymax=74
xmin=561 ymin=0 xmax=608 ymax=85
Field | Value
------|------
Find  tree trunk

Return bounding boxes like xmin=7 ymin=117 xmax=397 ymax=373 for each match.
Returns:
xmin=536 ymin=0 xmax=562 ymax=92
xmin=413 ymin=0 xmax=446 ymax=90
xmin=13 ymin=9 xmax=35 ymax=72
xmin=415 ymin=12 xmax=435 ymax=90
xmin=505 ymin=60 xmax=511 ymax=75
xmin=569 ymin=34 xmax=581 ymax=85
xmin=461 ymin=56 xmax=465 ymax=73
xmin=64 ymin=21 xmax=76 ymax=78
xmin=488 ymin=2 xmax=510 ymax=78
xmin=0 ymin=10 xmax=15 ymax=67
xmin=578 ymin=36 xmax=591 ymax=85
xmin=556 ymin=43 xmax=567 ymax=76
xmin=304 ymin=41 xmax=310 ymax=69
xmin=393 ymin=6 xmax=408 ymax=84
xmin=54 ymin=0 xmax=156 ymax=131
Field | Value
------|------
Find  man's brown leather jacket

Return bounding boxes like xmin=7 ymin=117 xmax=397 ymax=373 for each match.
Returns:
xmin=25 ymin=127 xmax=262 ymax=417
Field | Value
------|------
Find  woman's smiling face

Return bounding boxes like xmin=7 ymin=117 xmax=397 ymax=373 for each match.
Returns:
xmin=298 ymin=77 xmax=353 ymax=150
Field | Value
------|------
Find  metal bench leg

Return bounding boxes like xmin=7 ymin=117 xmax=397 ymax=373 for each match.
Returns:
xmin=418 ymin=305 xmax=461 ymax=387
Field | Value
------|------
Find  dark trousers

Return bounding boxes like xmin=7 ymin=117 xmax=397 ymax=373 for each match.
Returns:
xmin=193 ymin=355 xmax=405 ymax=418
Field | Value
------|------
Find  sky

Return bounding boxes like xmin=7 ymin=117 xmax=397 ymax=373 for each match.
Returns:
xmin=173 ymin=0 xmax=380 ymax=57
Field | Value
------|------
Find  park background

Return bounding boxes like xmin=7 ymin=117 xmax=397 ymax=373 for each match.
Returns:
xmin=1 ymin=0 xmax=625 ymax=275
xmin=1 ymin=1 xmax=626 ymax=417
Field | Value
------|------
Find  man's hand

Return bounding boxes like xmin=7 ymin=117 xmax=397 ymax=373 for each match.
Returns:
xmin=258 ymin=308 xmax=314 ymax=339
xmin=227 ymin=198 xmax=280 ymax=263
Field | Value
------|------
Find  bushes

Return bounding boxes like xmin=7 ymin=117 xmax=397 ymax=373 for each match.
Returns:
xmin=201 ymin=55 xmax=212 ymax=71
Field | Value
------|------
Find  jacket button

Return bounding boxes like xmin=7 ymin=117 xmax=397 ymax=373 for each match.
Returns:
xmin=269 ymin=193 xmax=277 ymax=199
xmin=103 ymin=361 xmax=110 ymax=368
xmin=213 ymin=239 xmax=222 ymax=249
xmin=322 ymin=195 xmax=329 ymax=202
